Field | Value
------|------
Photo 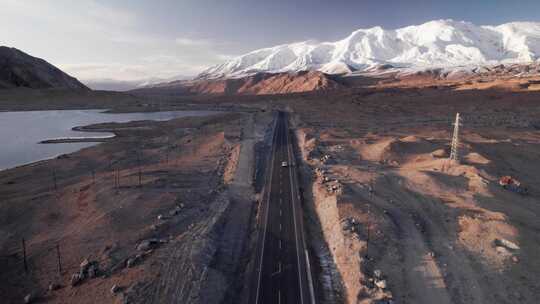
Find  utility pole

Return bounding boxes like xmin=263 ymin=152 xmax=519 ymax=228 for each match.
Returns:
xmin=114 ymin=167 xmax=120 ymax=191
xmin=366 ymin=166 xmax=373 ymax=260
xmin=137 ymin=150 xmax=142 ymax=187
xmin=165 ymin=136 xmax=170 ymax=165
xmin=52 ymin=169 xmax=58 ymax=192
xmin=366 ymin=203 xmax=371 ymax=260
xmin=56 ymin=244 xmax=62 ymax=275
xmin=22 ymin=238 xmax=28 ymax=274
xmin=449 ymin=113 xmax=462 ymax=163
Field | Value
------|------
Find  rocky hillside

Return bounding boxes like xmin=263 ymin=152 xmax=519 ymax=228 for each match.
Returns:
xmin=0 ymin=46 xmax=88 ymax=89
xmin=133 ymin=71 xmax=344 ymax=95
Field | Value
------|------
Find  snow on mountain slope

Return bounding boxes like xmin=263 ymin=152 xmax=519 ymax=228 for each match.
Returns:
xmin=198 ymin=20 xmax=540 ymax=79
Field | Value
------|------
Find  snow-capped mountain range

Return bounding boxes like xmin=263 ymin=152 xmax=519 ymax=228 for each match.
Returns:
xmin=198 ymin=20 xmax=540 ymax=79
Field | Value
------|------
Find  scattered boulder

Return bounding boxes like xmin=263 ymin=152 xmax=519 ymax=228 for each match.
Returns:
xmin=320 ymin=154 xmax=331 ymax=163
xmin=79 ymin=258 xmax=99 ymax=278
xmin=24 ymin=293 xmax=34 ymax=304
xmin=373 ymin=269 xmax=383 ymax=279
xmin=326 ymin=179 xmax=342 ymax=194
xmin=111 ymin=284 xmax=120 ymax=294
xmin=375 ymin=279 xmax=388 ymax=289
xmin=48 ymin=283 xmax=61 ymax=291
xmin=87 ymin=263 xmax=99 ymax=278
xmin=494 ymin=238 xmax=520 ymax=251
xmin=126 ymin=257 xmax=136 ymax=268
xmin=168 ymin=205 xmax=182 ymax=216
xmin=80 ymin=258 xmax=91 ymax=273
xmin=126 ymin=255 xmax=142 ymax=268
xmin=157 ymin=214 xmax=168 ymax=220
xmin=136 ymin=239 xmax=158 ymax=251
xmin=136 ymin=238 xmax=167 ymax=251
xmin=71 ymin=273 xmax=83 ymax=286
xmin=72 ymin=258 xmax=100 ymax=286
xmin=342 ymin=217 xmax=361 ymax=235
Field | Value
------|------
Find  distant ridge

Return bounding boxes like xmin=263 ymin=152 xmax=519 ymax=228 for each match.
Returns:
xmin=198 ymin=20 xmax=540 ymax=79
xmin=132 ymin=71 xmax=343 ymax=96
xmin=0 ymin=46 xmax=88 ymax=90
xmin=84 ymin=75 xmax=191 ymax=91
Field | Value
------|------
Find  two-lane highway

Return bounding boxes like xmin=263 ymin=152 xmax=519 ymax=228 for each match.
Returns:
xmin=251 ymin=111 xmax=314 ymax=304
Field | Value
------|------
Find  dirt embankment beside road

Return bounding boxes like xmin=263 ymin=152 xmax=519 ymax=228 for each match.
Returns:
xmin=289 ymin=85 xmax=540 ymax=304
xmin=0 ymin=110 xmax=273 ymax=304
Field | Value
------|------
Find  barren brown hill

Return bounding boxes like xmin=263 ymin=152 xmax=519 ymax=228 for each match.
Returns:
xmin=132 ymin=71 xmax=344 ymax=96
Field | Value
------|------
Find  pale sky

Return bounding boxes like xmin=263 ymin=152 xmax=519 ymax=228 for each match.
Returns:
xmin=2 ymin=0 xmax=539 ymax=81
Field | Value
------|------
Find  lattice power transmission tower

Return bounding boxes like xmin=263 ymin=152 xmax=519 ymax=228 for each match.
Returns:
xmin=449 ymin=113 xmax=462 ymax=162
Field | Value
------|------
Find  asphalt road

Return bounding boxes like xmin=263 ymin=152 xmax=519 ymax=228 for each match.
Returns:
xmin=251 ymin=111 xmax=314 ymax=304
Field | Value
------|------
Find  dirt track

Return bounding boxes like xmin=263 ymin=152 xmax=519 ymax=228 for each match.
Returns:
xmin=288 ymin=83 xmax=540 ymax=304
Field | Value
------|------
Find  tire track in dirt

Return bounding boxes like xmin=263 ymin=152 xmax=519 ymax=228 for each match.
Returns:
xmin=345 ymin=172 xmax=486 ymax=304
xmin=349 ymin=182 xmax=453 ymax=304
xmin=354 ymin=167 xmax=495 ymax=303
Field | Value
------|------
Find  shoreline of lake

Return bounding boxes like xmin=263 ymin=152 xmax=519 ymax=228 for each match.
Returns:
xmin=0 ymin=109 xmax=219 ymax=171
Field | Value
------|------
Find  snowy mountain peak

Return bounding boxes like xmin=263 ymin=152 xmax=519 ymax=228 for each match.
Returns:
xmin=198 ymin=20 xmax=540 ymax=79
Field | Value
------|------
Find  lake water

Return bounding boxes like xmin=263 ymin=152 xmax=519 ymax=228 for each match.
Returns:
xmin=0 ymin=109 xmax=217 ymax=171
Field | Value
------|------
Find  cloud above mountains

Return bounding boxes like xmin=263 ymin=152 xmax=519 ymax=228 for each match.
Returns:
xmin=0 ymin=0 xmax=235 ymax=81
xmin=3 ymin=1 xmax=539 ymax=82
